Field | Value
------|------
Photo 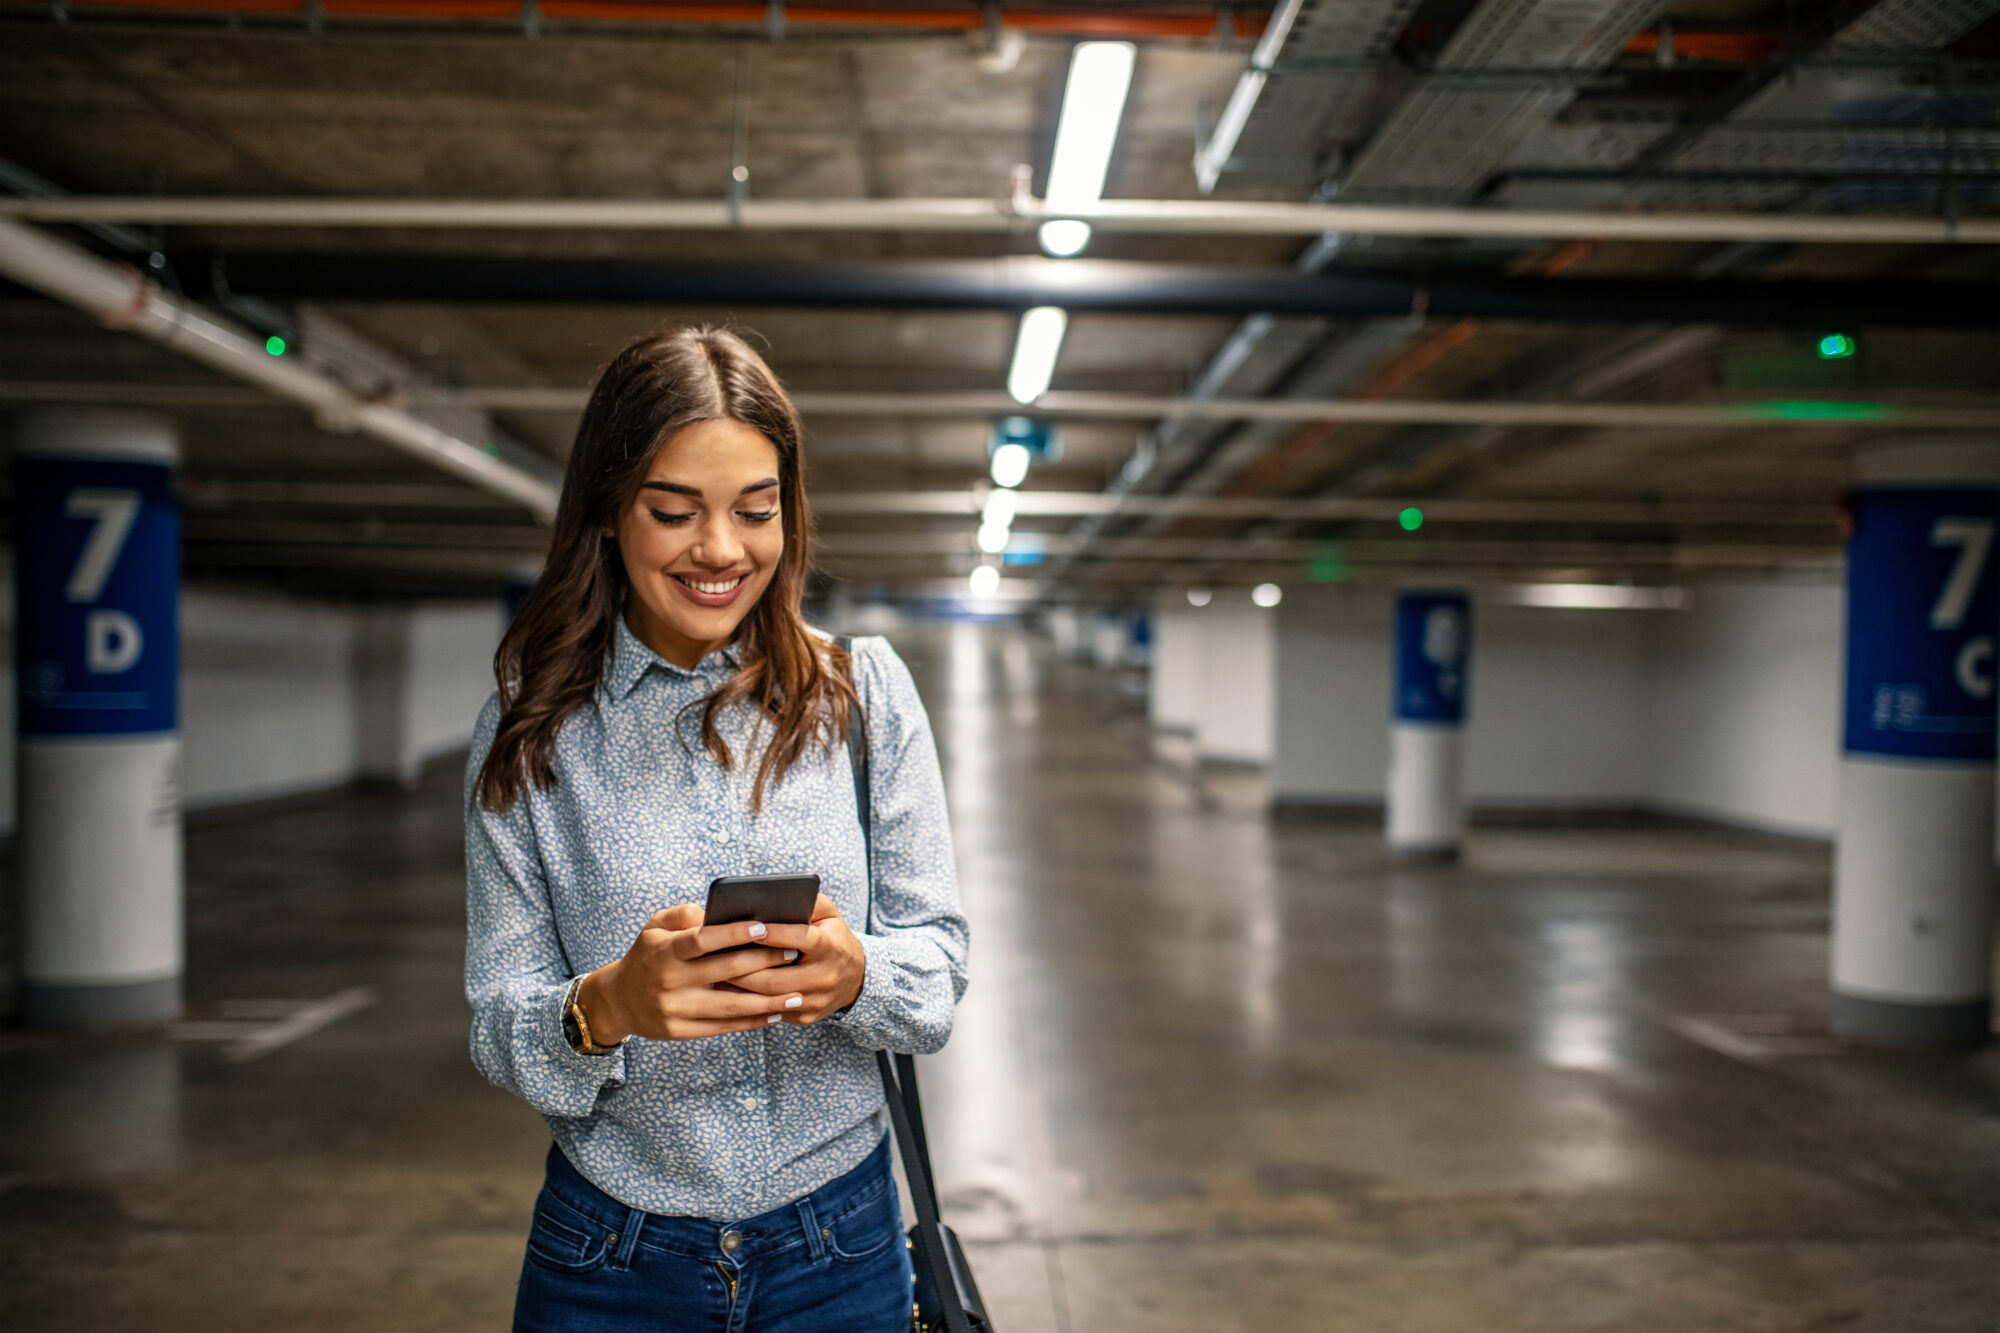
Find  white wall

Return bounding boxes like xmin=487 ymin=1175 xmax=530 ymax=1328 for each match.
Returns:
xmin=0 ymin=588 xmax=502 ymax=835
xmin=1272 ymin=589 xmax=1650 ymax=808
xmin=1645 ymin=583 xmax=1842 ymax=837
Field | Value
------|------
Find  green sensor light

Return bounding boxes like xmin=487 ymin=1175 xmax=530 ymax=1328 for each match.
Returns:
xmin=1399 ymin=507 xmax=1424 ymax=532
xmin=1817 ymin=333 xmax=1856 ymax=360
xmin=265 ymin=335 xmax=287 ymax=357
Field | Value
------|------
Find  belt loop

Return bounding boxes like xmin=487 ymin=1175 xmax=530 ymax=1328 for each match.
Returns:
xmin=798 ymin=1196 xmax=827 ymax=1263
xmin=615 ymin=1205 xmax=644 ymax=1268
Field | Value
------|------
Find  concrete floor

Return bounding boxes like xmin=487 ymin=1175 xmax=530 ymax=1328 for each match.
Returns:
xmin=3 ymin=623 xmax=1997 ymax=1331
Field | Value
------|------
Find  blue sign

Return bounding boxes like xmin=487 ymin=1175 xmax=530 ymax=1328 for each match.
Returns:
xmin=15 ymin=456 xmax=179 ymax=737
xmin=991 ymin=416 xmax=1061 ymax=462
xmin=1394 ymin=591 xmax=1470 ymax=724
xmin=1844 ymin=486 xmax=2000 ymax=761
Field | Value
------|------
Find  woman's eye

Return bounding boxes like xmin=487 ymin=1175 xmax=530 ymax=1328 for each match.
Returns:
xmin=739 ymin=510 xmax=779 ymax=523
xmin=648 ymin=509 xmax=695 ymax=526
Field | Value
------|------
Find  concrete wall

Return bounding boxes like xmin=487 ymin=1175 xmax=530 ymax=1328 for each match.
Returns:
xmin=1148 ymin=604 xmax=1203 ymax=733
xmin=1644 ymin=583 xmax=1843 ymax=837
xmin=1272 ymin=588 xmax=1650 ymax=808
xmin=0 ymin=586 xmax=503 ymax=835
xmin=1262 ymin=580 xmax=1843 ymax=836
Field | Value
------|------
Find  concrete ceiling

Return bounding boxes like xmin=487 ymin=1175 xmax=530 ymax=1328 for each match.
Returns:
xmin=1 ymin=1 xmax=1997 ymax=601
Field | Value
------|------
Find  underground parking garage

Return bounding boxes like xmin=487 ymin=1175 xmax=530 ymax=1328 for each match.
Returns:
xmin=2 ymin=4 xmax=1999 ymax=1330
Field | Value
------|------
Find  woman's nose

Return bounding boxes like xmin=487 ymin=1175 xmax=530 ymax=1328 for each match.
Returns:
xmin=691 ymin=512 xmax=744 ymax=566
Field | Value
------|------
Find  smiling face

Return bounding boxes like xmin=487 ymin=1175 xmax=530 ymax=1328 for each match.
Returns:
xmin=612 ymin=417 xmax=785 ymax=670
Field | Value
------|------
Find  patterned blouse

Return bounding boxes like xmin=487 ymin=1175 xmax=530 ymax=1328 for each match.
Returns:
xmin=463 ymin=617 xmax=968 ymax=1219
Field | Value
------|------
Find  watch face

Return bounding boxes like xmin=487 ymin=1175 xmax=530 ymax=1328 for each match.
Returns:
xmin=562 ymin=1008 xmax=584 ymax=1050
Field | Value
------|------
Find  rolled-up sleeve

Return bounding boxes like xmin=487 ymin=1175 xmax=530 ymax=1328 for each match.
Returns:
xmin=463 ymin=693 xmax=626 ymax=1118
xmin=833 ymin=638 xmax=970 ymax=1054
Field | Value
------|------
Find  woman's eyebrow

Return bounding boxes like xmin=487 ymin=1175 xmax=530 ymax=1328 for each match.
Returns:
xmin=638 ymin=478 xmax=779 ymax=498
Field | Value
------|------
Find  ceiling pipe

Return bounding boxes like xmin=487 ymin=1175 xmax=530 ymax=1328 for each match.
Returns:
xmin=7 ymin=380 xmax=1996 ymax=431
xmin=0 ymin=219 xmax=560 ymax=520
xmin=150 ymin=253 xmax=1998 ymax=326
xmin=6 ymin=196 xmax=1997 ymax=244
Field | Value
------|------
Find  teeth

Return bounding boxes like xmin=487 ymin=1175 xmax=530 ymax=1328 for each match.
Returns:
xmin=681 ymin=576 xmax=743 ymax=596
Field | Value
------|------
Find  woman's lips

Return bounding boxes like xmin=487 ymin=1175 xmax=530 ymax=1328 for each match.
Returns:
xmin=670 ymin=572 xmax=750 ymax=608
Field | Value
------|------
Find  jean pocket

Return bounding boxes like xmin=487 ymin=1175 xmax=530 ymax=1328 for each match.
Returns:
xmin=823 ymin=1179 xmax=899 ymax=1264
xmin=524 ymin=1193 xmax=615 ymax=1274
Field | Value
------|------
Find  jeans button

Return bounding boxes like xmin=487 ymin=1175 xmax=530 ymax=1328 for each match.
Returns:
xmin=720 ymin=1229 xmax=743 ymax=1254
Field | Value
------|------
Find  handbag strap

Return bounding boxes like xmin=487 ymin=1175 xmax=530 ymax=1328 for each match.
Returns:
xmin=835 ymin=636 xmax=973 ymax=1333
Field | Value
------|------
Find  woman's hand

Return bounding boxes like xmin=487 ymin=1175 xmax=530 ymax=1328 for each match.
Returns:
xmin=579 ymin=904 xmax=804 ymax=1044
xmin=731 ymin=895 xmax=867 ymax=1024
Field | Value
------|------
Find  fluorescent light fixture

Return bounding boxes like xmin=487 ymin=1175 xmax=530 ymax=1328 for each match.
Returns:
xmin=1039 ymin=40 xmax=1135 ymax=258
xmin=990 ymin=442 xmax=1031 ymax=488
xmin=968 ymin=564 xmax=1002 ymax=598
xmin=1007 ymin=306 xmax=1068 ymax=403
xmin=1251 ymin=583 xmax=1283 ymax=608
xmin=1037 ymin=218 xmax=1092 ymax=257
xmin=1506 ymin=583 xmax=1690 ymax=610
xmin=976 ymin=522 xmax=1012 ymax=554
xmin=1186 ymin=587 xmax=1212 ymax=607
xmin=981 ymin=490 xmax=1018 ymax=527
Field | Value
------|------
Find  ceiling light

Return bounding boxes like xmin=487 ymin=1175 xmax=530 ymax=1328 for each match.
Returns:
xmin=969 ymin=564 xmax=1002 ymax=598
xmin=990 ymin=442 xmax=1031 ymax=488
xmin=1037 ymin=219 xmax=1092 ymax=257
xmin=982 ymin=490 xmax=1018 ymax=527
xmin=1251 ymin=583 xmax=1282 ymax=608
xmin=1187 ymin=588 xmax=1212 ymax=607
xmin=1040 ymin=41 xmax=1135 ymax=259
xmin=976 ymin=522 xmax=1011 ymax=554
xmin=1506 ymin=583 xmax=1689 ymax=610
xmin=1007 ymin=306 xmax=1068 ymax=404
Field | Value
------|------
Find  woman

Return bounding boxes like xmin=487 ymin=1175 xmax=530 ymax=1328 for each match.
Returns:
xmin=463 ymin=326 xmax=968 ymax=1332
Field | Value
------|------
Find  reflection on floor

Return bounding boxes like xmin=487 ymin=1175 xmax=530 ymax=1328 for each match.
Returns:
xmin=2 ymin=624 xmax=1996 ymax=1331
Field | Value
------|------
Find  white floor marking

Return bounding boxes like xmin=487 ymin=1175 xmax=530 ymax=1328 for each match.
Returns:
xmin=168 ymin=986 xmax=377 ymax=1063
xmin=1667 ymin=1013 xmax=1846 ymax=1065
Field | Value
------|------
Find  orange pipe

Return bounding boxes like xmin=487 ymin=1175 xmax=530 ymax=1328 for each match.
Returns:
xmin=1623 ymin=30 xmax=1785 ymax=63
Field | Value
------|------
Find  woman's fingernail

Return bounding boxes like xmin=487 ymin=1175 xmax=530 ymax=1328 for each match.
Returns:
xmin=783 ymin=949 xmax=799 ymax=962
xmin=785 ymin=995 xmax=803 ymax=1009
xmin=747 ymin=922 xmax=767 ymax=939
xmin=766 ymin=1014 xmax=783 ymax=1026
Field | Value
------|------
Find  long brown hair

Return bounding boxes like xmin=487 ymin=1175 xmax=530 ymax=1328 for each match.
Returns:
xmin=476 ymin=325 xmax=853 ymax=813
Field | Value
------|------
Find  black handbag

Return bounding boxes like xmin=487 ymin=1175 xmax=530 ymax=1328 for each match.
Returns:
xmin=837 ymin=637 xmax=991 ymax=1333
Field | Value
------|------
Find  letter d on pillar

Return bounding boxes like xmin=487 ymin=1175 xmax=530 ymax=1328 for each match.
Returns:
xmin=14 ymin=410 xmax=183 ymax=1027
xmin=1834 ymin=441 xmax=2000 ymax=1048
xmin=1387 ymin=590 xmax=1471 ymax=863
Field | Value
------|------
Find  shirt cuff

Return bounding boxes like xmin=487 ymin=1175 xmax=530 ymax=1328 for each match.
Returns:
xmin=829 ymin=933 xmax=900 ymax=1045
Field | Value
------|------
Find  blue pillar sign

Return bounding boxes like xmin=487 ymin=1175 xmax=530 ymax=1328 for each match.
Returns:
xmin=15 ymin=453 xmax=179 ymax=737
xmin=1843 ymin=487 xmax=2000 ymax=762
xmin=1394 ymin=591 xmax=1471 ymax=724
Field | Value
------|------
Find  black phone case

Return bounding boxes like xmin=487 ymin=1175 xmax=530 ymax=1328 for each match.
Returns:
xmin=702 ymin=873 xmax=821 ymax=948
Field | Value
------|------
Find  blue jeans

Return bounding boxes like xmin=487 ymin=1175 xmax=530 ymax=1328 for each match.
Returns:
xmin=512 ymin=1135 xmax=913 ymax=1333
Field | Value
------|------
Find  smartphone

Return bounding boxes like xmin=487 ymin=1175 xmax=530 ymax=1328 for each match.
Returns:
xmin=702 ymin=873 xmax=820 ymax=951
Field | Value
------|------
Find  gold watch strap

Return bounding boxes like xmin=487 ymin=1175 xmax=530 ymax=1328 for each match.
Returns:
xmin=565 ymin=976 xmax=619 ymax=1055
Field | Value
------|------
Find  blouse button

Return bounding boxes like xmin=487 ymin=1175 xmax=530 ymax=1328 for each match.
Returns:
xmin=740 ymin=1096 xmax=759 ymax=1111
xmin=714 ymin=830 xmax=733 ymax=846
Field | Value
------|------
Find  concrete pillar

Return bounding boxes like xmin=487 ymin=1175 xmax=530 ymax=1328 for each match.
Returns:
xmin=1833 ymin=441 xmax=2000 ymax=1048
xmin=1193 ymin=592 xmax=1276 ymax=765
xmin=14 ymin=409 xmax=183 ymax=1027
xmin=1149 ymin=597 xmax=1201 ymax=734
xmin=1387 ymin=590 xmax=1471 ymax=862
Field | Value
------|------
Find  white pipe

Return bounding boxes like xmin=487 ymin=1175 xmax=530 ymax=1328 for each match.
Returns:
xmin=809 ymin=492 xmax=1836 ymax=527
xmin=8 ymin=378 xmax=1994 ymax=433
xmin=0 ymin=219 xmax=560 ymax=521
xmin=2 ymin=196 xmax=1996 ymax=245
xmin=1193 ymin=0 xmax=1307 ymax=193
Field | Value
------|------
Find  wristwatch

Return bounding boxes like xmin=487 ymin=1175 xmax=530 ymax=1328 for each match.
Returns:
xmin=562 ymin=976 xmax=620 ymax=1055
